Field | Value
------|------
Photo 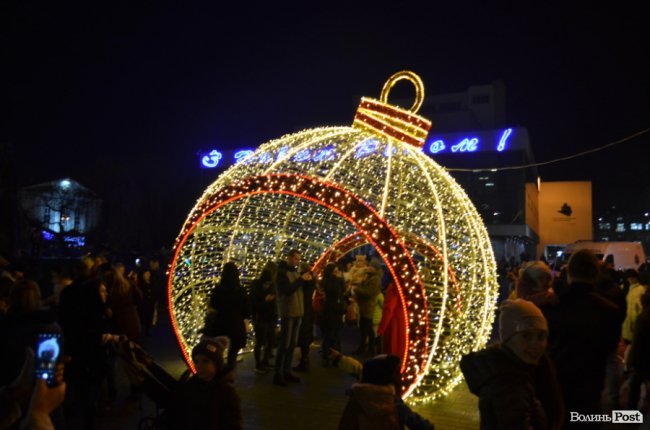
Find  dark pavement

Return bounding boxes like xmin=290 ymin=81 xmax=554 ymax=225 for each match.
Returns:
xmin=97 ymin=312 xmax=481 ymax=429
xmin=95 ymin=312 xmax=650 ymax=430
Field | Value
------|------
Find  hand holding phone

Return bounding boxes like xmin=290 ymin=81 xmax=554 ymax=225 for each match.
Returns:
xmin=34 ymin=333 xmax=62 ymax=387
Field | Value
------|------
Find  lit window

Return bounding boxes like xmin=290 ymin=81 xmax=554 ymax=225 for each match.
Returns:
xmin=630 ymin=223 xmax=643 ymax=231
xmin=599 ymin=223 xmax=611 ymax=230
xmin=646 ymin=223 xmax=650 ymax=231
xmin=616 ymin=223 xmax=626 ymax=232
xmin=485 ymin=182 xmax=495 ymax=187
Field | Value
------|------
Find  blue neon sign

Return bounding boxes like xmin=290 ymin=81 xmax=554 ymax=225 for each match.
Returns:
xmin=426 ymin=128 xmax=515 ymax=155
xmin=429 ymin=140 xmax=446 ymax=154
xmin=355 ymin=139 xmax=379 ymax=159
xmin=497 ymin=128 xmax=512 ymax=152
xmin=258 ymin=152 xmax=273 ymax=164
xmin=293 ymin=149 xmax=312 ymax=162
xmin=277 ymin=146 xmax=290 ymax=160
xmin=201 ymin=150 xmax=223 ymax=168
xmin=451 ymin=138 xmax=479 ymax=153
xmin=312 ymin=146 xmax=337 ymax=162
xmin=199 ymin=127 xmax=519 ymax=169
xmin=234 ymin=149 xmax=254 ymax=163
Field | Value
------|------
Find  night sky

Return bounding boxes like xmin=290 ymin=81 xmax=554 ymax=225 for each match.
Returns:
xmin=3 ymin=2 xmax=649 ymax=253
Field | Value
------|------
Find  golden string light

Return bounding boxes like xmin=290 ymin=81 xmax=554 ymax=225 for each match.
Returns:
xmin=168 ymin=71 xmax=499 ymax=402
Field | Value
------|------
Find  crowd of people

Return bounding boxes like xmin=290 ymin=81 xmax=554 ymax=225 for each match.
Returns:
xmin=0 ymin=254 xmax=166 ymax=429
xmin=464 ymin=250 xmax=650 ymax=429
xmin=2 ymin=246 xmax=649 ymax=429
xmin=194 ymin=248 xmax=432 ymax=429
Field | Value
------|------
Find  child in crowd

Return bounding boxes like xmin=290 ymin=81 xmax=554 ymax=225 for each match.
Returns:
xmin=333 ymin=351 xmax=435 ymax=430
xmin=170 ymin=336 xmax=242 ymax=430
xmin=460 ymin=299 xmax=564 ymax=430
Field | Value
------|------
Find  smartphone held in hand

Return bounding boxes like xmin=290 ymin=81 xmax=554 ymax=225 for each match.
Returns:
xmin=34 ymin=333 xmax=62 ymax=387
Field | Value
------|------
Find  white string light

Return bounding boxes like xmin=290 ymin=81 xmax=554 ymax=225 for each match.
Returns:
xmin=447 ymin=127 xmax=650 ymax=172
xmin=168 ymin=71 xmax=499 ymax=402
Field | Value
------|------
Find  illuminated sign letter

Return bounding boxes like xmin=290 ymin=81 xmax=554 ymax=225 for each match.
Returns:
xmin=384 ymin=145 xmax=397 ymax=156
xmin=355 ymin=139 xmax=379 ymax=159
xmin=451 ymin=138 xmax=479 ymax=153
xmin=258 ymin=152 xmax=273 ymax=164
xmin=234 ymin=149 xmax=255 ymax=164
xmin=293 ymin=149 xmax=312 ymax=162
xmin=313 ymin=146 xmax=337 ymax=162
xmin=277 ymin=146 xmax=290 ymax=160
xmin=496 ymin=128 xmax=513 ymax=152
xmin=429 ymin=140 xmax=446 ymax=154
xmin=201 ymin=150 xmax=223 ymax=168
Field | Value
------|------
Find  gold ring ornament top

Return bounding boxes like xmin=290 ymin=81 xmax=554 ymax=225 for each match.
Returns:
xmin=380 ymin=70 xmax=425 ymax=113
xmin=353 ymin=71 xmax=431 ymax=148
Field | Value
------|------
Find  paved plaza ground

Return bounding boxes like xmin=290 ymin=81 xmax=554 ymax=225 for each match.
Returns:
xmin=98 ymin=314 xmax=480 ymax=429
xmin=97 ymin=313 xmax=649 ymax=429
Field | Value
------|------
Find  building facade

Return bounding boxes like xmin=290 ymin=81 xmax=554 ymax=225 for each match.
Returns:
xmin=18 ymin=178 xmax=102 ymax=256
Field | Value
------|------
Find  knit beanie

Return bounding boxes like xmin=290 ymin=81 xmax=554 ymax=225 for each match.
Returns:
xmin=192 ymin=336 xmax=229 ymax=367
xmin=499 ymin=299 xmax=548 ymax=343
xmin=361 ymin=354 xmax=401 ymax=385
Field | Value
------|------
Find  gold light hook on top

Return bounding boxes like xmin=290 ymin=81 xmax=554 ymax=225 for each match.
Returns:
xmin=379 ymin=70 xmax=425 ymax=114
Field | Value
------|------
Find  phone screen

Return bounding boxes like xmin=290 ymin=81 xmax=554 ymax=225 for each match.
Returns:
xmin=35 ymin=333 xmax=62 ymax=387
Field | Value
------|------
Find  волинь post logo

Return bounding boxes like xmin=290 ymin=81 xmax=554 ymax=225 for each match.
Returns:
xmin=570 ymin=410 xmax=643 ymax=424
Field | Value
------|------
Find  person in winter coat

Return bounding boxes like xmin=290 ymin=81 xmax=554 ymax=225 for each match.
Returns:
xmin=625 ymin=292 xmax=650 ymax=410
xmin=622 ymin=269 xmax=647 ymax=344
xmin=250 ymin=261 xmax=277 ymax=372
xmin=377 ymin=283 xmax=406 ymax=360
xmin=99 ymin=263 xmax=142 ymax=342
xmin=273 ymin=249 xmax=313 ymax=386
xmin=206 ymin=262 xmax=249 ymax=369
xmin=321 ymin=262 xmax=347 ymax=366
xmin=171 ymin=336 xmax=243 ymax=430
xmin=338 ymin=353 xmax=434 ymax=430
xmin=353 ymin=258 xmax=382 ymax=355
xmin=294 ymin=262 xmax=317 ymax=372
xmin=460 ymin=299 xmax=564 ymax=430
xmin=137 ymin=269 xmax=156 ymax=337
xmin=515 ymin=261 xmax=558 ymax=313
xmin=65 ymin=279 xmax=126 ymax=430
xmin=545 ymin=250 xmax=620 ymax=426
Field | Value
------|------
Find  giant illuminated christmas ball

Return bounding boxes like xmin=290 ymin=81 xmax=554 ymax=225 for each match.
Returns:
xmin=168 ymin=71 xmax=498 ymax=401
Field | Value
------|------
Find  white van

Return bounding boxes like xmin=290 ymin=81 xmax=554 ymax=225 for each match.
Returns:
xmin=562 ymin=241 xmax=646 ymax=271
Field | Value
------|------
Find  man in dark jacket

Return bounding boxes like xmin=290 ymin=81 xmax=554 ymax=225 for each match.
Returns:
xmin=545 ymin=249 xmax=621 ymax=428
xmin=273 ymin=249 xmax=312 ymax=386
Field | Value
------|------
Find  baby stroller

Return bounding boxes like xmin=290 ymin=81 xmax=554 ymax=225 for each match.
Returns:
xmin=115 ymin=340 xmax=185 ymax=430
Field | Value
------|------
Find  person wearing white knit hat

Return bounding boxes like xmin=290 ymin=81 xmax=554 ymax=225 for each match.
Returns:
xmin=460 ymin=299 xmax=564 ymax=429
xmin=499 ymin=298 xmax=549 ymax=365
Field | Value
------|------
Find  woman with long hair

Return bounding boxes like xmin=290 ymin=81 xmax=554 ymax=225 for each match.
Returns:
xmin=206 ymin=262 xmax=249 ymax=369
xmin=320 ymin=262 xmax=346 ymax=366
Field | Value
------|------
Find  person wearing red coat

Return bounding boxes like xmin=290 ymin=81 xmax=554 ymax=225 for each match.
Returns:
xmin=377 ymin=283 xmax=406 ymax=361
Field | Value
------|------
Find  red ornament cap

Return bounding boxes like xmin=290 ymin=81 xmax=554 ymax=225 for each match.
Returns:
xmin=353 ymin=71 xmax=432 ymax=148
